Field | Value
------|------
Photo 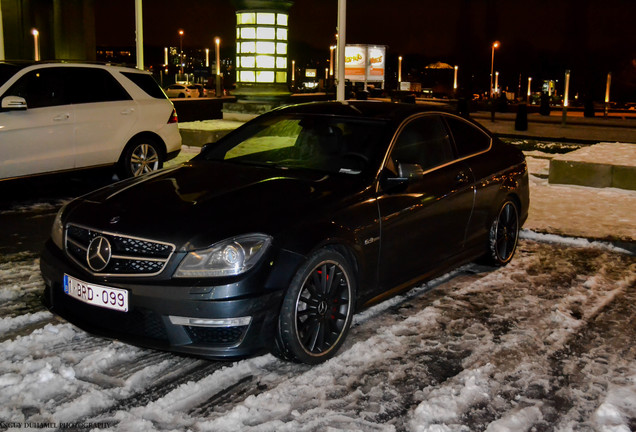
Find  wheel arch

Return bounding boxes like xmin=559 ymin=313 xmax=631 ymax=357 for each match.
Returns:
xmin=120 ymin=131 xmax=167 ymax=162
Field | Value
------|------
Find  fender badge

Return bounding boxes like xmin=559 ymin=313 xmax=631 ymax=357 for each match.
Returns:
xmin=109 ymin=216 xmax=121 ymax=224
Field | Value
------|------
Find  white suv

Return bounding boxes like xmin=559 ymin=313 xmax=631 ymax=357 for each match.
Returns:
xmin=0 ymin=62 xmax=182 ymax=180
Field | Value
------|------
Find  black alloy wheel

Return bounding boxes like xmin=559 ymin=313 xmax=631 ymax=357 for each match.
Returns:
xmin=118 ymin=138 xmax=163 ymax=178
xmin=275 ymin=249 xmax=355 ymax=364
xmin=486 ymin=199 xmax=520 ymax=266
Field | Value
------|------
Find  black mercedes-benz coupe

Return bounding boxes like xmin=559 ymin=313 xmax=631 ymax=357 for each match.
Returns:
xmin=41 ymin=101 xmax=529 ymax=364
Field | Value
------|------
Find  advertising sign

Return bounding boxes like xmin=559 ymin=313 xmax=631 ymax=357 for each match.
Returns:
xmin=367 ymin=45 xmax=385 ymax=79
xmin=344 ymin=44 xmax=386 ymax=83
xmin=344 ymin=45 xmax=366 ymax=81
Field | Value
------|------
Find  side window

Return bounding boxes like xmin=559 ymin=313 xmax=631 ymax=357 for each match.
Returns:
xmin=67 ymin=68 xmax=131 ymax=104
xmin=121 ymin=72 xmax=166 ymax=99
xmin=391 ymin=115 xmax=455 ymax=171
xmin=445 ymin=116 xmax=491 ymax=157
xmin=4 ymin=68 xmax=68 ymax=109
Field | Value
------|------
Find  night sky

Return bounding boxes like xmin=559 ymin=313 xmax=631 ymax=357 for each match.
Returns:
xmin=95 ymin=0 xmax=636 ymax=100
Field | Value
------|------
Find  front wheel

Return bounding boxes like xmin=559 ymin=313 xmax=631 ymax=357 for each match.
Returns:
xmin=118 ymin=138 xmax=163 ymax=178
xmin=485 ymin=199 xmax=520 ymax=266
xmin=274 ymin=249 xmax=355 ymax=364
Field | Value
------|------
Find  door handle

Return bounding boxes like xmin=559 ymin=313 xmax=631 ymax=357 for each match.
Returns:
xmin=120 ymin=108 xmax=135 ymax=115
xmin=53 ymin=113 xmax=70 ymax=121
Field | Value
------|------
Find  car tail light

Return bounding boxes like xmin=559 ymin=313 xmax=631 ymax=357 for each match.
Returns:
xmin=168 ymin=108 xmax=178 ymax=124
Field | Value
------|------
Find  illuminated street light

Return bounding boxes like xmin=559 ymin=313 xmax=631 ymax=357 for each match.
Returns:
xmin=32 ymin=28 xmax=40 ymax=61
xmin=205 ymin=48 xmax=210 ymax=68
xmin=490 ymin=41 xmax=500 ymax=99
xmin=604 ymin=72 xmax=612 ymax=118
xmin=329 ymin=45 xmax=336 ymax=77
xmin=291 ymin=59 xmax=295 ymax=84
xmin=178 ymin=29 xmax=184 ymax=73
xmin=495 ymin=71 xmax=499 ymax=95
xmin=561 ymin=69 xmax=571 ymax=126
xmin=398 ymin=56 xmax=403 ymax=84
xmin=453 ymin=65 xmax=458 ymax=91
xmin=164 ymin=47 xmax=168 ymax=65
xmin=527 ymin=77 xmax=532 ymax=103
xmin=215 ymin=37 xmax=221 ymax=97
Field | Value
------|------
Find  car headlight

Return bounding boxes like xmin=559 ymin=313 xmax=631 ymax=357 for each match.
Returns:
xmin=51 ymin=203 xmax=68 ymax=250
xmin=174 ymin=234 xmax=272 ymax=278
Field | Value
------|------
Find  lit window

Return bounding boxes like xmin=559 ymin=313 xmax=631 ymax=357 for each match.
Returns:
xmin=240 ymin=42 xmax=256 ymax=53
xmin=241 ymin=27 xmax=256 ymax=39
xmin=276 ymin=57 xmax=286 ymax=69
xmin=257 ymin=27 xmax=276 ymax=40
xmin=256 ymin=55 xmax=276 ymax=68
xmin=277 ymin=28 xmax=288 ymax=41
xmin=256 ymin=41 xmax=276 ymax=54
xmin=240 ymin=56 xmax=255 ymax=68
xmin=238 ymin=13 xmax=256 ymax=24
xmin=256 ymin=71 xmax=275 ymax=83
xmin=257 ymin=13 xmax=276 ymax=25
xmin=240 ymin=70 xmax=256 ymax=82
xmin=277 ymin=14 xmax=288 ymax=26
xmin=276 ymin=43 xmax=287 ymax=55
xmin=276 ymin=71 xmax=287 ymax=83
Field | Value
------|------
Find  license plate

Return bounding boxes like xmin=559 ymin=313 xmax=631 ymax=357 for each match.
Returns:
xmin=63 ymin=274 xmax=129 ymax=312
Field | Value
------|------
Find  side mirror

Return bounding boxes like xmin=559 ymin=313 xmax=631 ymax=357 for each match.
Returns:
xmin=398 ymin=162 xmax=424 ymax=182
xmin=2 ymin=96 xmax=28 ymax=110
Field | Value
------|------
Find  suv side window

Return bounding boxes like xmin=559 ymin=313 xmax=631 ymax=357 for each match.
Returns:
xmin=391 ymin=115 xmax=455 ymax=172
xmin=67 ymin=67 xmax=131 ymax=104
xmin=4 ymin=68 xmax=69 ymax=109
xmin=121 ymin=72 xmax=166 ymax=99
xmin=444 ymin=116 xmax=491 ymax=158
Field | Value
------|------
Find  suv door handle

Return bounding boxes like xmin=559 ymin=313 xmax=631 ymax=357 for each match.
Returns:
xmin=53 ymin=113 xmax=70 ymax=121
xmin=120 ymin=108 xmax=135 ymax=115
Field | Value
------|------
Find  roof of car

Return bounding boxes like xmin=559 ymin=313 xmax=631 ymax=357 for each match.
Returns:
xmin=0 ymin=60 xmax=149 ymax=73
xmin=275 ymin=100 xmax=459 ymax=124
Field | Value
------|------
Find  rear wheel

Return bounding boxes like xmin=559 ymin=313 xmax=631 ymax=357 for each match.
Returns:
xmin=485 ymin=199 xmax=520 ymax=266
xmin=274 ymin=249 xmax=355 ymax=364
xmin=118 ymin=137 xmax=163 ymax=178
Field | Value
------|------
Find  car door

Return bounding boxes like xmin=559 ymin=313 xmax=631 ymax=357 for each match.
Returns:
xmin=377 ymin=114 xmax=475 ymax=290
xmin=68 ymin=67 xmax=138 ymax=169
xmin=0 ymin=67 xmax=75 ymax=179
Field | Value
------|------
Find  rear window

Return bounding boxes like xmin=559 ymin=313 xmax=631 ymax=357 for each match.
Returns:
xmin=121 ymin=72 xmax=167 ymax=99
xmin=444 ymin=116 xmax=491 ymax=157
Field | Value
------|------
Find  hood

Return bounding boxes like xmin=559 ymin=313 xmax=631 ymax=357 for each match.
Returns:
xmin=65 ymin=160 xmax=368 ymax=250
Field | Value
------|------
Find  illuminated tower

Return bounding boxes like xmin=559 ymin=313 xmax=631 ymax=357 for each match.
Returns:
xmin=231 ymin=0 xmax=293 ymax=103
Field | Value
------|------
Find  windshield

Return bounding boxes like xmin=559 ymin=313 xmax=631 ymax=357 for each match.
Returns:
xmin=201 ymin=113 xmax=390 ymax=176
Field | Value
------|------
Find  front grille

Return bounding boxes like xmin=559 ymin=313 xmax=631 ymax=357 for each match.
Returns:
xmin=185 ymin=325 xmax=248 ymax=346
xmin=65 ymin=224 xmax=175 ymax=277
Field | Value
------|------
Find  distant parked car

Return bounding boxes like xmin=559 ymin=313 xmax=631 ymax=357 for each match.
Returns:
xmin=41 ymin=101 xmax=529 ymax=364
xmin=0 ymin=61 xmax=182 ymax=180
xmin=192 ymin=84 xmax=207 ymax=98
xmin=164 ymin=83 xmax=199 ymax=98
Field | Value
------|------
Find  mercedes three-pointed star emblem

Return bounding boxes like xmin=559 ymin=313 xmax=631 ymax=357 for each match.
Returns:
xmin=86 ymin=236 xmax=112 ymax=272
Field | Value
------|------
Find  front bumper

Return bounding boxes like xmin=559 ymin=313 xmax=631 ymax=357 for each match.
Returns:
xmin=40 ymin=240 xmax=290 ymax=359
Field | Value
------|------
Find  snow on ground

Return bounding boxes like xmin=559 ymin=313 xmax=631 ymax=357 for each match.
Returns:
xmin=0 ymin=143 xmax=635 ymax=431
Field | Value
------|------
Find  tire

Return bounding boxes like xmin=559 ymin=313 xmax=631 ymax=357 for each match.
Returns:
xmin=118 ymin=137 xmax=163 ymax=178
xmin=484 ymin=199 xmax=520 ymax=266
xmin=274 ymin=249 xmax=355 ymax=364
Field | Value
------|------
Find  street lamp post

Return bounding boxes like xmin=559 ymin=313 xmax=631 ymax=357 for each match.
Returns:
xmin=561 ymin=69 xmax=571 ymax=126
xmin=527 ymin=77 xmax=532 ymax=103
xmin=495 ymin=71 xmax=499 ymax=96
xmin=490 ymin=41 xmax=500 ymax=99
xmin=604 ymin=72 xmax=612 ymax=118
xmin=32 ymin=29 xmax=40 ymax=61
xmin=453 ymin=65 xmax=458 ymax=93
xmin=398 ymin=56 xmax=403 ymax=86
xmin=178 ymin=29 xmax=184 ymax=74
xmin=205 ymin=48 xmax=209 ymax=68
xmin=215 ymin=37 xmax=221 ymax=98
